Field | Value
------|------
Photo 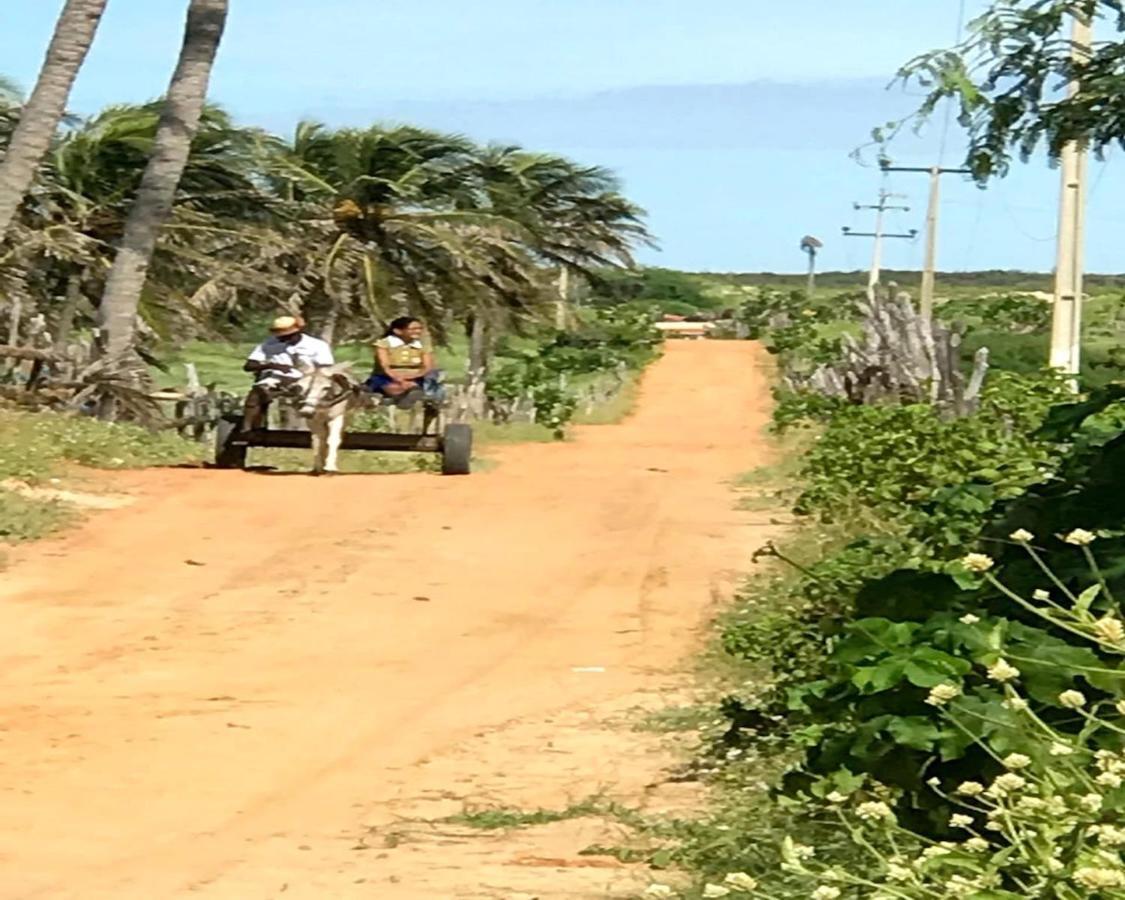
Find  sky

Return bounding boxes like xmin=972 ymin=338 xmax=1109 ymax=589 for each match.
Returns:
xmin=3 ymin=0 xmax=1122 ymax=275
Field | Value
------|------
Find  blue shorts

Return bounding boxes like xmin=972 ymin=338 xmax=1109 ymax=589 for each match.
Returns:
xmin=364 ymin=370 xmax=445 ymax=400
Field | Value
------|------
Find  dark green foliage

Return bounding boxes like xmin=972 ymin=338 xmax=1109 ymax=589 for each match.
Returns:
xmin=487 ymin=307 xmax=660 ymax=438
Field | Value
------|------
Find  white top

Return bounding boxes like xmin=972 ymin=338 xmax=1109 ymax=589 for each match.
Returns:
xmin=247 ymin=334 xmax=334 ymax=372
xmin=381 ymin=335 xmax=424 ymax=350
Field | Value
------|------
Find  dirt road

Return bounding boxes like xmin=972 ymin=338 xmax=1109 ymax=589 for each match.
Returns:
xmin=0 ymin=341 xmax=774 ymax=899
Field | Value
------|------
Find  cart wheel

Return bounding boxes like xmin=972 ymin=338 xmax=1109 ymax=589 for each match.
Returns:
xmin=214 ymin=414 xmax=248 ymax=469
xmin=440 ymin=423 xmax=472 ymax=476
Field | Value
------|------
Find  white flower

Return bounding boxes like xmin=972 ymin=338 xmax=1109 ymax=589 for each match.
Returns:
xmin=787 ymin=844 xmax=814 ymax=861
xmin=1074 ymin=867 xmax=1125 ymax=889
xmin=1050 ymin=742 xmax=1074 ymax=757
xmin=856 ymin=800 xmax=895 ymax=822
xmin=643 ymin=887 xmax=676 ymax=899
xmin=1079 ymin=793 xmax=1104 ymax=813
xmin=1097 ymin=772 xmax=1123 ymax=788
xmin=1033 ymin=589 xmax=1051 ymax=601
xmin=964 ymin=837 xmax=989 ymax=852
xmin=1095 ymin=825 xmax=1125 ymax=848
xmin=987 ymin=659 xmax=1021 ymax=683
xmin=1010 ymin=529 xmax=1034 ymax=543
xmin=987 ymin=773 xmax=1027 ymax=796
xmin=1096 ymin=749 xmax=1125 ymax=772
xmin=1065 ymin=529 xmax=1097 ymax=546
xmin=1004 ymin=696 xmax=1029 ymax=711
xmin=724 ymin=872 xmax=759 ymax=891
xmin=1116 ymin=700 xmax=1125 ymax=717
xmin=1095 ymin=618 xmax=1125 ymax=644
xmin=886 ymin=862 xmax=913 ymax=882
xmin=956 ymin=781 xmax=985 ymax=797
xmin=1059 ymin=689 xmax=1087 ymax=708
xmin=811 ymin=888 xmax=841 ymax=900
xmin=959 ymin=613 xmax=981 ymax=625
xmin=826 ymin=791 xmax=848 ymax=804
xmin=950 ymin=813 xmax=974 ymax=828
xmin=921 ymin=843 xmax=955 ymax=862
xmin=1003 ymin=753 xmax=1032 ymax=770
xmin=702 ymin=885 xmax=731 ymax=899
xmin=962 ymin=553 xmax=995 ymax=573
xmin=926 ymin=683 xmax=961 ymax=707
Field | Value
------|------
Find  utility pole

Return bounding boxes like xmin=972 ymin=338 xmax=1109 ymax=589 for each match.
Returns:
xmin=842 ymin=190 xmax=916 ymax=297
xmin=1049 ymin=11 xmax=1093 ymax=389
xmin=880 ymin=162 xmax=971 ymax=324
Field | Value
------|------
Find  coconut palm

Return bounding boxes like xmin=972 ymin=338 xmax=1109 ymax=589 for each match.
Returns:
xmin=0 ymin=0 xmax=108 ymax=238
xmin=24 ymin=102 xmax=275 ymax=346
xmin=98 ymin=0 xmax=229 ymax=363
xmin=262 ymin=122 xmax=552 ymax=342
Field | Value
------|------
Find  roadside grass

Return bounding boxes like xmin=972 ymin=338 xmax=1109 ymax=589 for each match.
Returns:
xmin=0 ymin=489 xmax=71 ymax=544
xmin=0 ymin=408 xmax=204 ymax=545
xmin=445 ymin=796 xmax=615 ymax=831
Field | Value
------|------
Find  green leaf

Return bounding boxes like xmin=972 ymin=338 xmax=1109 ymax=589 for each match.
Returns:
xmin=887 ymin=716 xmax=942 ymax=750
xmin=904 ymin=647 xmax=972 ymax=687
xmin=1075 ymin=584 xmax=1100 ymax=617
xmin=852 ymin=659 xmax=907 ymax=693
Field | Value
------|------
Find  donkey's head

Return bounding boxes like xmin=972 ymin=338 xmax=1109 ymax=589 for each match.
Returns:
xmin=294 ymin=361 xmax=356 ymax=419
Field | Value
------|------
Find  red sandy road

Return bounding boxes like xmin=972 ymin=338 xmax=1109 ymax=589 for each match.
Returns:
xmin=0 ymin=341 xmax=773 ymax=898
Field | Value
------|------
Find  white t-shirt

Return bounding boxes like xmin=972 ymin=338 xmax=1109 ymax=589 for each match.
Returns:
xmin=248 ymin=334 xmax=334 ymax=371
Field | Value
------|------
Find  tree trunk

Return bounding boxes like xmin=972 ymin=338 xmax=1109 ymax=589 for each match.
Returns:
xmin=0 ymin=0 xmax=107 ymax=239
xmin=54 ymin=270 xmax=82 ymax=353
xmin=320 ymin=300 xmax=339 ymax=345
xmin=466 ymin=314 xmax=490 ymax=419
xmin=97 ymin=0 xmax=228 ymax=361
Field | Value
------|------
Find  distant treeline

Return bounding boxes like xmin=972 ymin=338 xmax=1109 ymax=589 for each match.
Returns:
xmin=696 ymin=269 xmax=1125 ymax=291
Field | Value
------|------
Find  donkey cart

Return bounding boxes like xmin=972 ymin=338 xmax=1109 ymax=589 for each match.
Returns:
xmin=213 ymin=389 xmax=473 ymax=476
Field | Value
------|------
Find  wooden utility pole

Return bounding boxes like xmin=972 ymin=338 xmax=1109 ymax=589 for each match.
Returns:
xmin=880 ymin=162 xmax=971 ymax=324
xmin=1049 ymin=11 xmax=1093 ymax=388
xmin=842 ymin=191 xmax=915 ymax=298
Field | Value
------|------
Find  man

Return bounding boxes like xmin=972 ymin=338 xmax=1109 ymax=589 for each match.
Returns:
xmin=241 ymin=315 xmax=334 ymax=429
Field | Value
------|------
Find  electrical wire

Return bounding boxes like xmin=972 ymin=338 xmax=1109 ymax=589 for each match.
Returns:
xmin=938 ymin=0 xmax=969 ymax=167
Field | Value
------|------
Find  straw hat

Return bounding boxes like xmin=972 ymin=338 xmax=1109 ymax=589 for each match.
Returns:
xmin=269 ymin=315 xmax=303 ymax=336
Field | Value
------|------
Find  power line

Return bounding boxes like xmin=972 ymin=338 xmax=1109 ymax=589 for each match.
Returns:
xmin=938 ymin=0 xmax=970 ymax=166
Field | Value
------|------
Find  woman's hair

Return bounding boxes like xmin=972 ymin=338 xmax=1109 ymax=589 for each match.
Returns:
xmin=385 ymin=316 xmax=421 ymax=337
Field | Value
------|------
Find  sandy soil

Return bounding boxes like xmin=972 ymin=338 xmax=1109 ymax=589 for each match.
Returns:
xmin=0 ymin=341 xmax=775 ymax=899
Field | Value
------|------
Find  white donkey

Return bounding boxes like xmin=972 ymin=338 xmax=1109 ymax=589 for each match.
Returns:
xmin=293 ymin=361 xmax=365 ymax=474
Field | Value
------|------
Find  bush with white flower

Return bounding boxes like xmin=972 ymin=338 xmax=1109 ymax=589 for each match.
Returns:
xmin=728 ymin=532 xmax=1125 ymax=898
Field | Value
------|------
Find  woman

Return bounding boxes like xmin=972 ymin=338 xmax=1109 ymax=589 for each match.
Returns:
xmin=365 ymin=316 xmax=441 ymax=400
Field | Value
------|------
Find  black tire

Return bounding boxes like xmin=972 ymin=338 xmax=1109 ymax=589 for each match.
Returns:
xmin=214 ymin=414 xmax=248 ymax=469
xmin=440 ymin=423 xmax=472 ymax=476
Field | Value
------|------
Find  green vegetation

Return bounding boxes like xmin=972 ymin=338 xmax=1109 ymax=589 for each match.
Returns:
xmin=621 ymin=263 xmax=1125 ymax=895
xmin=0 ymin=408 xmax=203 ymax=542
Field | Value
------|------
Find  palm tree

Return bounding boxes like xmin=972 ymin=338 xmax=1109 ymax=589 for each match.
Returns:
xmin=264 ymin=123 xmax=550 ymax=342
xmin=19 ymin=101 xmax=273 ymax=348
xmin=0 ymin=0 xmax=108 ymax=239
xmin=98 ymin=0 xmax=229 ymax=363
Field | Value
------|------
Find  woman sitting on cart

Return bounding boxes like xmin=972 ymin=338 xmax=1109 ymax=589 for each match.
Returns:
xmin=365 ymin=316 xmax=443 ymax=402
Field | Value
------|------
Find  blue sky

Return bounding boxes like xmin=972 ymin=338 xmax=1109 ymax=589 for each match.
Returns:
xmin=4 ymin=0 xmax=1122 ymax=274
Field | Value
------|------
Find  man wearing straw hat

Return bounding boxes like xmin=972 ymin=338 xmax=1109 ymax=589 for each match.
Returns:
xmin=241 ymin=315 xmax=334 ymax=428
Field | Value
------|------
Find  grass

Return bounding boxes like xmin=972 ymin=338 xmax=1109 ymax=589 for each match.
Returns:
xmin=445 ymin=797 xmax=613 ymax=831
xmin=0 ymin=409 xmax=204 ymax=483
xmin=0 ymin=408 xmax=204 ymax=545
xmin=0 ymin=488 xmax=71 ymax=543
